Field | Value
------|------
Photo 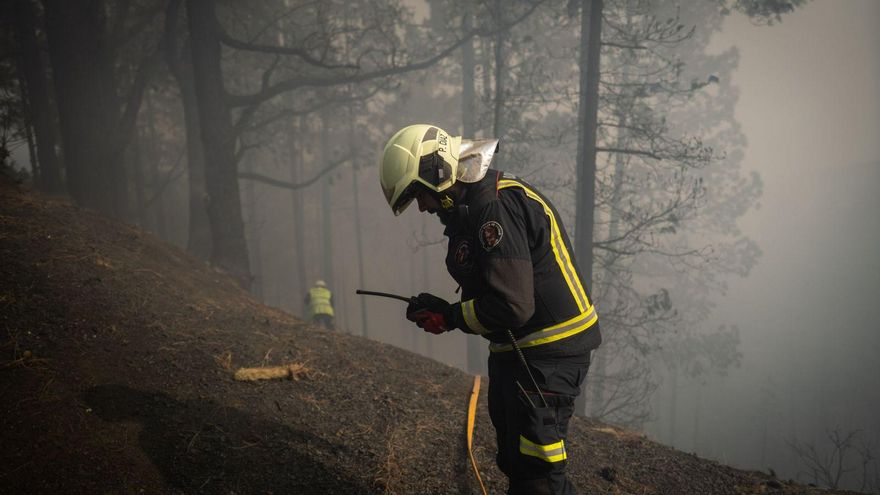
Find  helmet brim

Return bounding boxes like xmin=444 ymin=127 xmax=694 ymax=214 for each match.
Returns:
xmin=391 ymin=182 xmax=419 ymax=216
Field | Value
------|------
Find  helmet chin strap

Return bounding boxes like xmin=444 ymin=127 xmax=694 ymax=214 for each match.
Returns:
xmin=432 ymin=182 xmax=467 ymax=224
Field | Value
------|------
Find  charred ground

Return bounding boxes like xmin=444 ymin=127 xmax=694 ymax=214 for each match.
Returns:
xmin=0 ymin=178 xmax=856 ymax=494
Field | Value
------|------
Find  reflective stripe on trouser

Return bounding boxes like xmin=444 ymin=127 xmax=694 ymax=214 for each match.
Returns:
xmin=519 ymin=435 xmax=566 ymax=463
xmin=488 ymin=353 xmax=590 ymax=495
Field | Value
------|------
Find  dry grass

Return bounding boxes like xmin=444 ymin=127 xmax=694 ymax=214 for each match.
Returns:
xmin=213 ymin=350 xmax=233 ymax=370
xmin=375 ymin=426 xmax=410 ymax=495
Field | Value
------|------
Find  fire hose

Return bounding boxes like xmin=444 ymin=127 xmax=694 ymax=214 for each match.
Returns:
xmin=357 ymin=289 xmax=487 ymax=493
xmin=467 ymin=375 xmax=488 ymax=495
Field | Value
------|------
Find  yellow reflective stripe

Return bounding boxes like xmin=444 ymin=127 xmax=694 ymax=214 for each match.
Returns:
xmin=462 ymin=299 xmax=491 ymax=335
xmin=489 ymin=306 xmax=597 ymax=353
xmin=498 ymin=179 xmax=590 ymax=312
xmin=519 ymin=435 xmax=567 ymax=463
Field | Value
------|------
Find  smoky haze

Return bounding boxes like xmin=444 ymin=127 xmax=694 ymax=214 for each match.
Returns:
xmin=645 ymin=0 xmax=880 ymax=487
xmin=5 ymin=0 xmax=878 ymax=492
xmin=259 ymin=1 xmax=880 ymax=488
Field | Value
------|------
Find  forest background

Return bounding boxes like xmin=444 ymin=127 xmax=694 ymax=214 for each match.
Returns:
xmin=2 ymin=0 xmax=878 ymax=492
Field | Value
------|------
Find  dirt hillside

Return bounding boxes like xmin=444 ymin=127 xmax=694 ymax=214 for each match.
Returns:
xmin=0 ymin=177 xmax=857 ymax=494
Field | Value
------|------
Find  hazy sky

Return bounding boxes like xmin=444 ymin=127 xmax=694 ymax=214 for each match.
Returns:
xmin=671 ymin=0 xmax=880 ymax=477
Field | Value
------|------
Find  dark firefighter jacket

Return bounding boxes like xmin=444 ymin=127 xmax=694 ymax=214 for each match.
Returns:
xmin=444 ymin=170 xmax=601 ymax=360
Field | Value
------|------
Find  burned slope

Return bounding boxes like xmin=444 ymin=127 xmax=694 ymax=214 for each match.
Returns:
xmin=0 ymin=179 xmax=856 ymax=495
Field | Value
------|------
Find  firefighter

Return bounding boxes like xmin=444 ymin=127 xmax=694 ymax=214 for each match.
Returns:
xmin=305 ymin=279 xmax=335 ymax=330
xmin=379 ymin=124 xmax=601 ymax=494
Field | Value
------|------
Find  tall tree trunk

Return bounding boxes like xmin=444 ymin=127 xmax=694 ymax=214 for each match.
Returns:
xmin=163 ymin=0 xmax=211 ymax=259
xmin=591 ymin=39 xmax=633 ymax=417
xmin=13 ymin=0 xmax=63 ymax=193
xmin=185 ymin=0 xmax=251 ymax=288
xmin=44 ymin=0 xmax=128 ymax=217
xmin=344 ymin=103 xmax=367 ymax=337
xmin=18 ymin=88 xmax=39 ymax=178
xmin=131 ymin=128 xmax=148 ymax=227
xmin=181 ymin=74 xmax=212 ymax=259
xmin=461 ymin=6 xmax=482 ymax=374
xmin=491 ymin=0 xmax=507 ymax=165
xmin=461 ymin=8 xmax=477 ymax=140
xmin=574 ymin=0 xmax=603 ymax=416
xmin=787 ymin=367 xmax=798 ymax=473
xmin=353 ymin=166 xmax=368 ymax=337
xmin=320 ymin=114 xmax=333 ymax=286
xmin=481 ymin=38 xmax=492 ymax=136
xmin=590 ymin=132 xmax=625 ymax=416
xmin=291 ymin=117 xmax=308 ymax=313
xmin=409 ymin=247 xmax=419 ymax=352
xmin=760 ymin=399 xmax=767 ymax=469
xmin=693 ymin=380 xmax=702 ymax=453
xmin=144 ymin=96 xmax=167 ymax=239
xmin=669 ymin=366 xmax=678 ymax=445
xmin=244 ymin=160 xmax=263 ymax=300
xmin=422 ymin=221 xmax=434 ymax=358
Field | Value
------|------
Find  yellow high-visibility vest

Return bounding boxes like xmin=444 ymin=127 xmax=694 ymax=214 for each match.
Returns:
xmin=307 ymin=286 xmax=334 ymax=318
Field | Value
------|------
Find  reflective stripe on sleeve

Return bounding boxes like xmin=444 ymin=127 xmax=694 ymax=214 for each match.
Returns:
xmin=489 ymin=305 xmax=597 ymax=353
xmin=462 ymin=299 xmax=491 ymax=335
xmin=519 ymin=435 xmax=567 ymax=463
xmin=498 ymin=179 xmax=590 ymax=313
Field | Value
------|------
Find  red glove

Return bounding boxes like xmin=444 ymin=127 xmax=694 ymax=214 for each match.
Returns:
xmin=406 ymin=293 xmax=452 ymax=334
xmin=408 ymin=310 xmax=448 ymax=334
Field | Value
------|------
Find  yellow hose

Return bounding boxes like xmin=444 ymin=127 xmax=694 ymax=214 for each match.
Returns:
xmin=467 ymin=375 xmax=488 ymax=495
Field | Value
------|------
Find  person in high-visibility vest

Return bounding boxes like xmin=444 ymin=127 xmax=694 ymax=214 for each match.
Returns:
xmin=379 ymin=124 xmax=601 ymax=494
xmin=305 ymin=280 xmax=335 ymax=330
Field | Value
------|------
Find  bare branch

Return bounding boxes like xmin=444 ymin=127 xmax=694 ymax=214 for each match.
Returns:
xmin=225 ymin=0 xmax=549 ymax=108
xmin=237 ymin=155 xmax=352 ymax=191
xmin=597 ymin=146 xmax=663 ymax=161
xmin=600 ymin=41 xmax=647 ymax=50
xmin=238 ymin=84 xmax=384 ymax=134
xmin=218 ymin=29 xmax=357 ymax=70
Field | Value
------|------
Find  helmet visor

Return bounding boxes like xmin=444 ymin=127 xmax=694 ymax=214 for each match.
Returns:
xmin=391 ymin=181 xmax=420 ymax=215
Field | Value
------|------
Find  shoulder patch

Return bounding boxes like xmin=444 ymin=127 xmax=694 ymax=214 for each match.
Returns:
xmin=479 ymin=221 xmax=503 ymax=251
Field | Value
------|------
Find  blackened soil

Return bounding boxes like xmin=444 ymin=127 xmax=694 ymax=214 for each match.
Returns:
xmin=0 ymin=178 xmax=858 ymax=494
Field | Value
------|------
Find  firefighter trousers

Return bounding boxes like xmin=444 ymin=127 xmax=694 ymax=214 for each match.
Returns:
xmin=488 ymin=352 xmax=590 ymax=495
